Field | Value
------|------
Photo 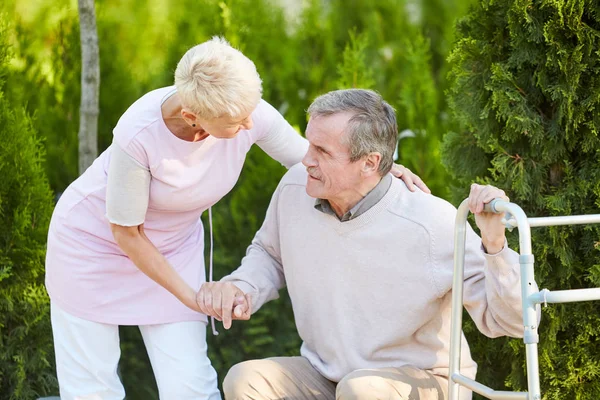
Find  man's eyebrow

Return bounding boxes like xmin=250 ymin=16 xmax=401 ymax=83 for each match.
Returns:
xmin=315 ymin=145 xmax=329 ymax=154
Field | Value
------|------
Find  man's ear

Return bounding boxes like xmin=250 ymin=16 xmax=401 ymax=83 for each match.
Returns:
xmin=363 ymin=152 xmax=382 ymax=175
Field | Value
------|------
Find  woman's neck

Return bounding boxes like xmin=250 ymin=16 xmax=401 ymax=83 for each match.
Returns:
xmin=161 ymin=94 xmax=209 ymax=142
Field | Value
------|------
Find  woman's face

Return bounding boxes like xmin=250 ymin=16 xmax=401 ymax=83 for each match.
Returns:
xmin=198 ymin=112 xmax=254 ymax=139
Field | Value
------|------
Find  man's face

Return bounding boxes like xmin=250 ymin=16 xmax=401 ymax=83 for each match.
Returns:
xmin=301 ymin=113 xmax=364 ymax=201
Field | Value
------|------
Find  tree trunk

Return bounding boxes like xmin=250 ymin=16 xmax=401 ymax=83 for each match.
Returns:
xmin=77 ymin=0 xmax=99 ymax=174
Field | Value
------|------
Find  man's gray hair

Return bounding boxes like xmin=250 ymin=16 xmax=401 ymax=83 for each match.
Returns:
xmin=307 ymin=89 xmax=397 ymax=175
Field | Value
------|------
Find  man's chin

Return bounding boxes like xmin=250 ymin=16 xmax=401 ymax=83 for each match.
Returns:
xmin=305 ymin=180 xmax=320 ymax=198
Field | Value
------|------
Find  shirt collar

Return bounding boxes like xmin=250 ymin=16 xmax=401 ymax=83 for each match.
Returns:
xmin=314 ymin=174 xmax=393 ymax=222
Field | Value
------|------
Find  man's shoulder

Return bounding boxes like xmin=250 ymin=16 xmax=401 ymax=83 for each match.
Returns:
xmin=279 ymin=163 xmax=309 ymax=188
xmin=387 ymin=180 xmax=458 ymax=233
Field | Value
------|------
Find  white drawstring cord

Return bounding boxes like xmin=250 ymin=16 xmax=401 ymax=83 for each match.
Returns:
xmin=208 ymin=207 xmax=219 ymax=336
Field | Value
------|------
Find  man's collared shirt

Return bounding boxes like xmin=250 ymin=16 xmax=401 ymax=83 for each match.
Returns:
xmin=314 ymin=174 xmax=393 ymax=222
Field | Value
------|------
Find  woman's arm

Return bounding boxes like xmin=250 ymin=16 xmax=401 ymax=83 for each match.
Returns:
xmin=106 ymin=143 xmax=201 ymax=312
xmin=253 ymin=104 xmax=308 ymax=168
xmin=110 ymin=223 xmax=199 ymax=311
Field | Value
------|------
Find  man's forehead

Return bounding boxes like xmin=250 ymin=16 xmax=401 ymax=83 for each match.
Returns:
xmin=307 ymin=112 xmax=352 ymax=137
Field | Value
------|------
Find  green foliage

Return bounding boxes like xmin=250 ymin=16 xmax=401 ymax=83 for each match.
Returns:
xmin=7 ymin=10 xmax=81 ymax=193
xmin=336 ymin=30 xmax=376 ymax=89
xmin=444 ymin=0 xmax=600 ymax=398
xmin=0 ymin=16 xmax=57 ymax=399
xmin=396 ymin=30 xmax=452 ymax=199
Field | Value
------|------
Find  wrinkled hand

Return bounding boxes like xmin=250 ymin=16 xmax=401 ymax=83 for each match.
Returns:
xmin=468 ymin=184 xmax=509 ymax=254
xmin=196 ymin=282 xmax=252 ymax=329
xmin=390 ymin=164 xmax=431 ymax=194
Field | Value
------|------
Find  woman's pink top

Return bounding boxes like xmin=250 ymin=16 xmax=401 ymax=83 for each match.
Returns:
xmin=45 ymin=86 xmax=307 ymax=325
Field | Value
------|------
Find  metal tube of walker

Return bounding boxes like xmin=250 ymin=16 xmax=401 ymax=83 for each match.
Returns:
xmin=486 ymin=199 xmax=542 ymax=400
xmin=527 ymin=214 xmax=600 ymax=227
xmin=450 ymin=199 xmax=542 ymax=400
xmin=448 ymin=199 xmax=471 ymax=400
xmin=451 ymin=374 xmax=528 ymax=400
xmin=530 ymin=288 xmax=600 ymax=304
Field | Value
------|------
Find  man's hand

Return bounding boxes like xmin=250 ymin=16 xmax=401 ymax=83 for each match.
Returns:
xmin=468 ymin=184 xmax=509 ymax=255
xmin=196 ymin=282 xmax=252 ymax=329
xmin=390 ymin=164 xmax=431 ymax=194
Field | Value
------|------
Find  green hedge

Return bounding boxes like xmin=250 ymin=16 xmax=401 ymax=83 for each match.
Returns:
xmin=444 ymin=0 xmax=600 ymax=398
xmin=0 ymin=16 xmax=57 ymax=399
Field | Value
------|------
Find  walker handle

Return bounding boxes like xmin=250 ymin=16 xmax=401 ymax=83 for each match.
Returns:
xmin=483 ymin=198 xmax=504 ymax=214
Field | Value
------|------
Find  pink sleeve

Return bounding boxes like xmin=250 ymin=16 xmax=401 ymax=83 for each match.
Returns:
xmin=112 ymin=121 xmax=150 ymax=169
xmin=249 ymin=99 xmax=282 ymax=141
xmin=250 ymin=100 xmax=308 ymax=168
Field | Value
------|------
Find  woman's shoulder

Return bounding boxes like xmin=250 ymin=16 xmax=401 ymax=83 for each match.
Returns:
xmin=113 ymin=86 xmax=174 ymax=147
xmin=252 ymin=98 xmax=279 ymax=116
xmin=250 ymin=99 xmax=284 ymax=131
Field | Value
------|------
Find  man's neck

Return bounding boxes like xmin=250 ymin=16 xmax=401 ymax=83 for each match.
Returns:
xmin=328 ymin=176 xmax=382 ymax=218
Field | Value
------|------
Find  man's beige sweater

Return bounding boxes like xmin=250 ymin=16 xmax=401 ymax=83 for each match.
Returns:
xmin=223 ymin=164 xmax=526 ymax=382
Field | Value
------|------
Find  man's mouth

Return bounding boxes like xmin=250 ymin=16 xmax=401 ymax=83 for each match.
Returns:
xmin=306 ymin=167 xmax=321 ymax=181
xmin=307 ymin=169 xmax=321 ymax=181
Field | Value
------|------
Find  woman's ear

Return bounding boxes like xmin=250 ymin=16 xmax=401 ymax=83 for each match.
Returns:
xmin=180 ymin=109 xmax=198 ymax=126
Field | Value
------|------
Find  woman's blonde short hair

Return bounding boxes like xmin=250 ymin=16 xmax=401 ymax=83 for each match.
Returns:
xmin=174 ymin=37 xmax=262 ymax=119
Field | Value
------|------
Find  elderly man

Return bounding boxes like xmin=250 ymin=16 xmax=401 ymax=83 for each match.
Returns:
xmin=198 ymin=89 xmax=529 ymax=400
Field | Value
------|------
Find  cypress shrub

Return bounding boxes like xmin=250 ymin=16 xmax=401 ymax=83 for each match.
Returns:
xmin=444 ymin=1 xmax=600 ymax=398
xmin=0 ymin=17 xmax=57 ymax=399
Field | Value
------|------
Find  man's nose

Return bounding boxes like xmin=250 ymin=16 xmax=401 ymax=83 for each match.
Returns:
xmin=302 ymin=149 xmax=314 ymax=167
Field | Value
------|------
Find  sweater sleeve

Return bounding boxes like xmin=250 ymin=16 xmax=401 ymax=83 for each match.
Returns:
xmin=431 ymin=200 xmax=539 ymax=339
xmin=220 ymin=180 xmax=287 ymax=313
xmin=461 ymin=227 xmax=537 ymax=338
xmin=252 ymin=100 xmax=308 ymax=168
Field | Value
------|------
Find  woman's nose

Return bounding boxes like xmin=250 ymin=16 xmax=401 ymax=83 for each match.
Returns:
xmin=242 ymin=117 xmax=254 ymax=130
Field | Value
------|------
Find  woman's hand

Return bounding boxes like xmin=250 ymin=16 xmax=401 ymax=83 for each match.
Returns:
xmin=390 ymin=164 xmax=431 ymax=194
xmin=196 ymin=282 xmax=252 ymax=329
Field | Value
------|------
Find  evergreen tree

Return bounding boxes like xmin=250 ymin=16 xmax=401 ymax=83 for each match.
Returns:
xmin=395 ymin=30 xmax=451 ymax=198
xmin=444 ymin=1 xmax=600 ymax=398
xmin=0 ymin=17 xmax=57 ymax=399
xmin=335 ymin=30 xmax=376 ymax=90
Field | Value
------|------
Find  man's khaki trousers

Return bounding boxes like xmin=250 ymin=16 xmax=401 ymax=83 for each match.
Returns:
xmin=223 ymin=356 xmax=463 ymax=400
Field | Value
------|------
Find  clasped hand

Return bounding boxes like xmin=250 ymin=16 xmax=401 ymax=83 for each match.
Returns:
xmin=468 ymin=183 xmax=508 ymax=255
xmin=195 ymin=282 xmax=252 ymax=329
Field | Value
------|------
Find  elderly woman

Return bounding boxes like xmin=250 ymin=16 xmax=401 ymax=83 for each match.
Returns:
xmin=45 ymin=37 xmax=429 ymax=400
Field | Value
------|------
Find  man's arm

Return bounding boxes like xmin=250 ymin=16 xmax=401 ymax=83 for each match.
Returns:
xmin=196 ymin=180 xmax=288 ymax=329
xmin=462 ymin=184 xmax=540 ymax=338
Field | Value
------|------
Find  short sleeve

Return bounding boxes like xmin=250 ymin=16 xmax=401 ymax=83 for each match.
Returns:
xmin=105 ymin=142 xmax=151 ymax=226
xmin=112 ymin=120 xmax=150 ymax=169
